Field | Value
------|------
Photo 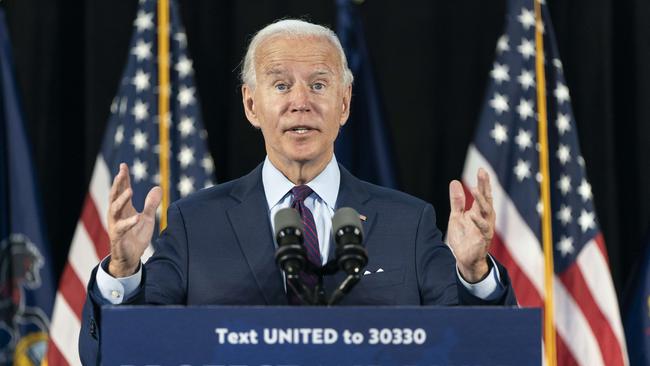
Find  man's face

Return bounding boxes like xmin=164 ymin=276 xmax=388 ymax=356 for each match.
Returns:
xmin=242 ymin=35 xmax=351 ymax=168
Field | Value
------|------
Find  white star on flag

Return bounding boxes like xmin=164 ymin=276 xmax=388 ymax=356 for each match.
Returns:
xmin=557 ymin=236 xmax=574 ymax=256
xmin=497 ymin=35 xmax=510 ymax=53
xmin=517 ymin=38 xmax=535 ymax=59
xmin=556 ymin=144 xmax=571 ymax=165
xmin=132 ymin=69 xmax=150 ymax=92
xmin=114 ymin=125 xmax=124 ymax=144
xmin=178 ymin=145 xmax=195 ymax=168
xmin=578 ymin=210 xmax=596 ymax=232
xmin=517 ymin=8 xmax=535 ymax=30
xmin=514 ymin=129 xmax=532 ymax=150
xmin=178 ymin=86 xmax=196 ymax=107
xmin=556 ymin=113 xmax=571 ymax=135
xmin=131 ymin=129 xmax=148 ymax=152
xmin=175 ymin=56 xmax=194 ymax=78
xmin=517 ymin=70 xmax=535 ymax=90
xmin=489 ymin=93 xmax=509 ymax=114
xmin=178 ymin=175 xmax=195 ymax=197
xmin=557 ymin=174 xmax=571 ymax=195
xmin=132 ymin=40 xmax=152 ymax=61
xmin=174 ymin=31 xmax=187 ymax=48
xmin=491 ymin=63 xmax=510 ymax=84
xmin=134 ymin=11 xmax=153 ymax=32
xmin=119 ymin=97 xmax=128 ymax=115
xmin=514 ymin=159 xmax=531 ymax=181
xmin=490 ymin=122 xmax=508 ymax=145
xmin=178 ymin=116 xmax=195 ymax=137
xmin=578 ymin=179 xmax=593 ymax=201
xmin=201 ymin=155 xmax=214 ymax=174
xmin=132 ymin=100 xmax=149 ymax=121
xmin=555 ymin=82 xmax=570 ymax=103
xmin=516 ymin=98 xmax=534 ymax=120
xmin=553 ymin=58 xmax=563 ymax=69
xmin=131 ymin=159 xmax=148 ymax=182
xmin=557 ymin=204 xmax=572 ymax=225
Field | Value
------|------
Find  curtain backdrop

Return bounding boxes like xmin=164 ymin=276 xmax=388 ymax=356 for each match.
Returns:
xmin=3 ymin=0 xmax=649 ymax=302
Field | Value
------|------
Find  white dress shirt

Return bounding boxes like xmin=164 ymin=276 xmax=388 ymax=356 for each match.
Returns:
xmin=96 ymin=155 xmax=503 ymax=303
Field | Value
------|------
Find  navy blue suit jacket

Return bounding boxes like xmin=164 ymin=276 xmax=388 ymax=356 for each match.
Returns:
xmin=79 ymin=164 xmax=516 ymax=364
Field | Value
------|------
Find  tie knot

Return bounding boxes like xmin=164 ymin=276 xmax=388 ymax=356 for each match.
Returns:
xmin=290 ymin=185 xmax=313 ymax=203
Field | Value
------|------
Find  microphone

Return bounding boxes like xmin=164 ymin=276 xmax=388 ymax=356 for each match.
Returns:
xmin=274 ymin=208 xmax=315 ymax=305
xmin=273 ymin=208 xmax=306 ymax=276
xmin=332 ymin=207 xmax=367 ymax=275
xmin=328 ymin=207 xmax=368 ymax=305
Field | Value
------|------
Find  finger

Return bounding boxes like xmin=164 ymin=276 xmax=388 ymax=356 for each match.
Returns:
xmin=120 ymin=163 xmax=132 ymax=192
xmin=109 ymin=187 xmax=133 ymax=219
xmin=114 ymin=214 xmax=140 ymax=235
xmin=471 ymin=187 xmax=493 ymax=219
xmin=469 ymin=212 xmax=492 ymax=236
xmin=477 ymin=168 xmax=493 ymax=205
xmin=110 ymin=163 xmax=130 ymax=202
xmin=449 ymin=180 xmax=466 ymax=214
xmin=142 ymin=186 xmax=162 ymax=218
xmin=110 ymin=165 xmax=123 ymax=202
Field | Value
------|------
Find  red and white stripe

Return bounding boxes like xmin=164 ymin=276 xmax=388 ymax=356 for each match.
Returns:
xmin=462 ymin=145 xmax=628 ymax=366
xmin=47 ymin=157 xmax=112 ymax=366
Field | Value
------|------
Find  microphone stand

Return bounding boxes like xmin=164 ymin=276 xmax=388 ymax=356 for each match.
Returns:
xmin=327 ymin=273 xmax=361 ymax=306
xmin=274 ymin=207 xmax=368 ymax=306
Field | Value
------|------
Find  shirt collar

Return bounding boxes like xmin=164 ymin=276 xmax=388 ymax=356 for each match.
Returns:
xmin=262 ymin=155 xmax=340 ymax=210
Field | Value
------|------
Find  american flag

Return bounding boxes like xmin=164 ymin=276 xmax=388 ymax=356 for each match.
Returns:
xmin=46 ymin=0 xmax=214 ymax=364
xmin=461 ymin=0 xmax=628 ymax=365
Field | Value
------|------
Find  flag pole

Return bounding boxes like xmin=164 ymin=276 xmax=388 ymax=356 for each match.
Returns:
xmin=534 ymin=0 xmax=557 ymax=364
xmin=158 ymin=0 xmax=170 ymax=230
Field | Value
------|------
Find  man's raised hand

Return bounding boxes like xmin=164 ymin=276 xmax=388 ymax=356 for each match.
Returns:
xmin=107 ymin=163 xmax=162 ymax=277
xmin=446 ymin=168 xmax=496 ymax=283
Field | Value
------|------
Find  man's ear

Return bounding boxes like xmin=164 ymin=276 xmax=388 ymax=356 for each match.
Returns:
xmin=242 ymin=84 xmax=260 ymax=128
xmin=339 ymin=84 xmax=352 ymax=127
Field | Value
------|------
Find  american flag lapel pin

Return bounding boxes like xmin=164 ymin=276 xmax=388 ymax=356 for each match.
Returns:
xmin=359 ymin=214 xmax=367 ymax=221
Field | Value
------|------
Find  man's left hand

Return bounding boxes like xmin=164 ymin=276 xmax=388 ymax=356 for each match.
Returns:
xmin=446 ymin=168 xmax=495 ymax=283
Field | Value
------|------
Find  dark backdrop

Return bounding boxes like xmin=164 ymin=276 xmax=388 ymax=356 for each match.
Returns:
xmin=3 ymin=0 xmax=649 ymax=303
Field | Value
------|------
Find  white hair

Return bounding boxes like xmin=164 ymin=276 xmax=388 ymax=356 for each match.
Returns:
xmin=241 ymin=19 xmax=354 ymax=88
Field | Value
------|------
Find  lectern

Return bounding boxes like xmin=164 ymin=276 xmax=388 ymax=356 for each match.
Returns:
xmin=101 ymin=306 xmax=540 ymax=365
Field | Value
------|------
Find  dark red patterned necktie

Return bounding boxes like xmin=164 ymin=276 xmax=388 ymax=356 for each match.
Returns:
xmin=287 ymin=185 xmax=321 ymax=304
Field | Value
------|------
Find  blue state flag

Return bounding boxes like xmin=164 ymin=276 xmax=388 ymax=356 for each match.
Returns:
xmin=335 ymin=0 xmax=398 ymax=188
xmin=0 ymin=7 xmax=55 ymax=365
xmin=624 ymin=227 xmax=650 ymax=366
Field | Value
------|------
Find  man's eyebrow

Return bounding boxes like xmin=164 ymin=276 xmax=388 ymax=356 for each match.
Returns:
xmin=264 ymin=67 xmax=287 ymax=76
xmin=310 ymin=69 xmax=335 ymax=78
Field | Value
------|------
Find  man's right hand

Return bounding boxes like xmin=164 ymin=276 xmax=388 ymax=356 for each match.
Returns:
xmin=107 ymin=163 xmax=162 ymax=277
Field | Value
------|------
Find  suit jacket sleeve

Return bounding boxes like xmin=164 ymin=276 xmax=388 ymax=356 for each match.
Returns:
xmin=78 ymin=202 xmax=189 ymax=365
xmin=415 ymin=203 xmax=517 ymax=306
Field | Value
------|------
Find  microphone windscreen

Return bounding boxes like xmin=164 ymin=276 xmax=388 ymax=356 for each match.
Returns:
xmin=332 ymin=207 xmax=363 ymax=237
xmin=273 ymin=207 xmax=303 ymax=239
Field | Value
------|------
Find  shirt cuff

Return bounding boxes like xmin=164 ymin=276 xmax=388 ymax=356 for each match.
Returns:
xmin=456 ymin=255 xmax=504 ymax=301
xmin=96 ymin=256 xmax=142 ymax=304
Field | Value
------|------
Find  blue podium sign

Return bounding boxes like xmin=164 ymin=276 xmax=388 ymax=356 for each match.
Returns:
xmin=101 ymin=306 xmax=540 ymax=365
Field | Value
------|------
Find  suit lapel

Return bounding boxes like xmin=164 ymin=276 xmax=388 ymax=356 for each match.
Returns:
xmin=328 ymin=166 xmax=377 ymax=266
xmin=226 ymin=165 xmax=287 ymax=305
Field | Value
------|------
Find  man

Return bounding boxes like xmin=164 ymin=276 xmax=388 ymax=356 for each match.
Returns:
xmin=79 ymin=19 xmax=516 ymax=363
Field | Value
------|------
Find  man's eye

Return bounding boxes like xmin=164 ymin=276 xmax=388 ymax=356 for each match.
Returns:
xmin=275 ymin=83 xmax=288 ymax=91
xmin=312 ymin=82 xmax=325 ymax=91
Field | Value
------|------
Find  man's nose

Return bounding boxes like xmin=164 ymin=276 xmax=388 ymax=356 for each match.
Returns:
xmin=290 ymin=83 xmax=311 ymax=112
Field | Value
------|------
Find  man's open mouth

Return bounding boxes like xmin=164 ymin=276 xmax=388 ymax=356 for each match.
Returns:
xmin=287 ymin=127 xmax=315 ymax=134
